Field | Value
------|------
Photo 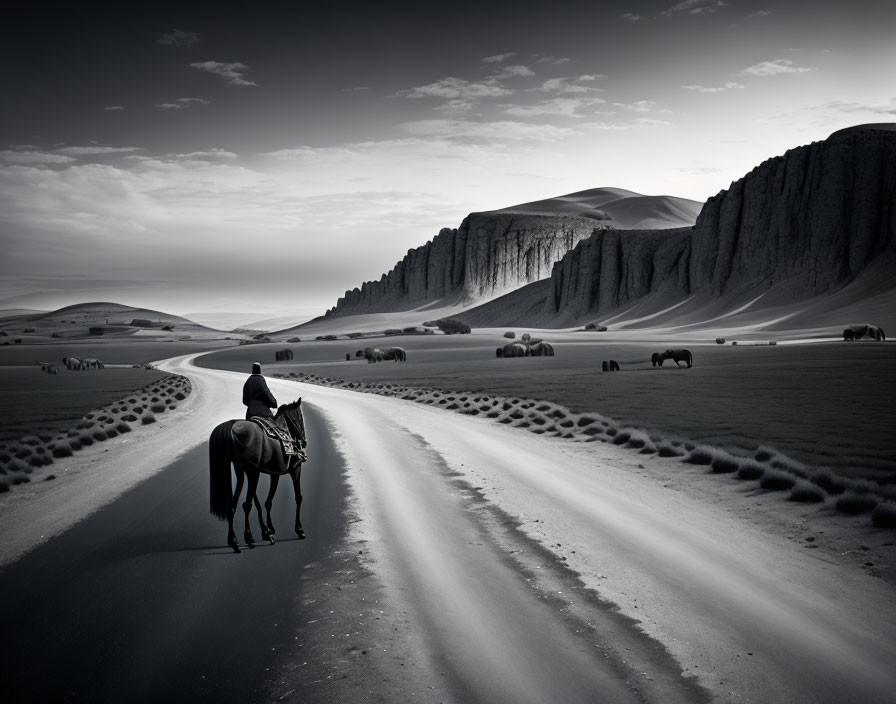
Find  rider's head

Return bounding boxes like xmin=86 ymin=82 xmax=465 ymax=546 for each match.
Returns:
xmin=252 ymin=362 xmax=262 ymax=375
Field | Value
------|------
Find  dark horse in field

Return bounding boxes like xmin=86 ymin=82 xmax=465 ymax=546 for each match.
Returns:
xmin=652 ymin=349 xmax=693 ymax=368
xmin=208 ymin=399 xmax=307 ymax=553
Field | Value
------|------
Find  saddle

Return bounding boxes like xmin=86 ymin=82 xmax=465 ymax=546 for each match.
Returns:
xmin=249 ymin=416 xmax=307 ymax=464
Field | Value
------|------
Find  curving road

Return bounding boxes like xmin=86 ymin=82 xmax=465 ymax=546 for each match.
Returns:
xmin=2 ymin=354 xmax=895 ymax=703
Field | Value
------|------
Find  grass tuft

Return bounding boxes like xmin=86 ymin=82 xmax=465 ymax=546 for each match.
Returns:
xmin=51 ymin=443 xmax=73 ymax=458
xmin=835 ymin=492 xmax=879 ymax=515
xmin=809 ymin=468 xmax=848 ymax=495
xmin=711 ymin=454 xmax=740 ymax=474
xmin=684 ymin=446 xmax=713 ymax=465
xmin=759 ymin=469 xmax=796 ymax=491
xmin=656 ymin=441 xmax=684 ymax=458
xmin=871 ymin=502 xmax=896 ymax=529
xmin=736 ymin=461 xmax=765 ymax=480
xmin=788 ymin=480 xmax=825 ymax=503
xmin=141 ymin=414 xmax=157 ymax=425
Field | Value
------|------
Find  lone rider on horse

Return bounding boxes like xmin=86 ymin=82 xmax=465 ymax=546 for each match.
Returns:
xmin=242 ymin=362 xmax=277 ymax=419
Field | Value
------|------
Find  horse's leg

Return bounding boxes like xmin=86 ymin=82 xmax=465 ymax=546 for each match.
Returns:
xmin=291 ymin=465 xmax=305 ymax=539
xmin=263 ymin=475 xmax=281 ymax=541
xmin=228 ymin=465 xmax=244 ymax=553
xmin=253 ymin=489 xmax=274 ymax=544
xmin=243 ymin=471 xmax=260 ymax=548
xmin=231 ymin=469 xmax=244 ymax=517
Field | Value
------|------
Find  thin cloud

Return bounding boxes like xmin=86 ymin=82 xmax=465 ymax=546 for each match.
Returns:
xmin=741 ymin=59 xmax=813 ymax=76
xmin=0 ymin=150 xmax=75 ymax=165
xmin=612 ymin=100 xmax=657 ymax=113
xmin=103 ymin=105 xmax=124 ymax=111
xmin=483 ymin=53 xmax=515 ymax=63
xmin=765 ymin=97 xmax=896 ymax=124
xmin=492 ymin=65 xmax=535 ymax=79
xmin=158 ymin=29 xmax=200 ymax=47
xmin=682 ymin=82 xmax=744 ymax=92
xmin=540 ymin=76 xmax=605 ymax=94
xmin=434 ymin=99 xmax=476 ymax=112
xmin=189 ymin=61 xmax=257 ymax=86
xmin=750 ymin=10 xmax=772 ymax=17
xmin=661 ymin=0 xmax=726 ymax=16
xmin=532 ymin=55 xmax=571 ymax=66
xmin=266 ymin=146 xmax=319 ymax=160
xmin=622 ymin=13 xmax=641 ymax=21
xmin=56 ymin=145 xmax=141 ymax=156
xmin=172 ymin=149 xmax=237 ymax=161
xmin=341 ymin=86 xmax=369 ymax=92
xmin=156 ymin=97 xmax=210 ymax=109
xmin=506 ymin=97 xmax=606 ymax=117
xmin=584 ymin=118 xmax=673 ymax=130
xmin=400 ymin=119 xmax=574 ymax=142
xmin=398 ymin=76 xmax=510 ymax=100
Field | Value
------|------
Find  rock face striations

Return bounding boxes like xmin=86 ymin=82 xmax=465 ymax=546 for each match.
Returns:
xmin=539 ymin=124 xmax=896 ymax=323
xmin=324 ymin=190 xmax=701 ymax=318
xmin=324 ymin=125 xmax=895 ymax=325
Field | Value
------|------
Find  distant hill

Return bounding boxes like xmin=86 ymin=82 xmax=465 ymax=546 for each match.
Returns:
xmin=494 ymin=187 xmax=701 ymax=230
xmin=324 ymin=189 xmax=702 ymax=319
xmin=0 ymin=301 xmax=231 ymax=339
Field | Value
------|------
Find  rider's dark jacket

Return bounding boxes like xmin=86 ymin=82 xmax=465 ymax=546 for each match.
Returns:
xmin=242 ymin=374 xmax=278 ymax=419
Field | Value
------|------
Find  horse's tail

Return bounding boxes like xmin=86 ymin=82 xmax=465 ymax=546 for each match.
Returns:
xmin=687 ymin=350 xmax=694 ymax=368
xmin=209 ymin=420 xmax=237 ymax=520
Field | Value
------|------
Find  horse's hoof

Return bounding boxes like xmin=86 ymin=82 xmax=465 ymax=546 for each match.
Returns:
xmin=229 ymin=540 xmax=241 ymax=553
xmin=296 ymin=528 xmax=306 ymax=540
xmin=244 ymin=532 xmax=255 ymax=548
xmin=269 ymin=536 xmax=276 ymax=545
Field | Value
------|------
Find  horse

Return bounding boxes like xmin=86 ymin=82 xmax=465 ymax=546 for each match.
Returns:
xmin=82 ymin=358 xmax=103 ymax=369
xmin=275 ymin=349 xmax=294 ymax=361
xmin=527 ymin=341 xmax=555 ymax=357
xmin=208 ymin=399 xmax=308 ymax=553
xmin=364 ymin=347 xmax=384 ymax=363
xmin=63 ymin=357 xmax=83 ymax=370
xmin=498 ymin=342 xmax=528 ymax=358
xmin=382 ymin=347 xmax=407 ymax=362
xmin=652 ymin=349 xmax=693 ymax=368
xmin=602 ymin=360 xmax=620 ymax=371
xmin=843 ymin=324 xmax=886 ymax=341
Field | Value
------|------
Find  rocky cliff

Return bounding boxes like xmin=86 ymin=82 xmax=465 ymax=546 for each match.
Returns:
xmin=325 ymin=125 xmax=895 ymax=325
xmin=534 ymin=124 xmax=896 ymax=323
xmin=324 ymin=191 xmax=701 ymax=318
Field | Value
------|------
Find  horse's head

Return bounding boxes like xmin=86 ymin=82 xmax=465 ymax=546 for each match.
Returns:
xmin=276 ymin=399 xmax=306 ymax=447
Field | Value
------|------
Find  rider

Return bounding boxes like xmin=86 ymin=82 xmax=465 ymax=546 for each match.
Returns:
xmin=242 ymin=362 xmax=278 ymax=419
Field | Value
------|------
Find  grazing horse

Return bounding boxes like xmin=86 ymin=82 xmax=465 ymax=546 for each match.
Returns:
xmin=364 ymin=347 xmax=384 ymax=363
xmin=208 ymin=399 xmax=308 ymax=553
xmin=527 ymin=341 xmax=555 ymax=357
xmin=844 ymin=324 xmax=886 ymax=341
xmin=652 ymin=349 xmax=693 ymax=368
xmin=382 ymin=347 xmax=407 ymax=362
xmin=82 ymin=358 xmax=103 ymax=369
xmin=498 ymin=342 xmax=528 ymax=358
xmin=602 ymin=360 xmax=620 ymax=371
xmin=63 ymin=357 xmax=83 ymax=370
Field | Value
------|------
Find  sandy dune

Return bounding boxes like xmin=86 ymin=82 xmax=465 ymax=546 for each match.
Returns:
xmin=494 ymin=187 xmax=703 ymax=229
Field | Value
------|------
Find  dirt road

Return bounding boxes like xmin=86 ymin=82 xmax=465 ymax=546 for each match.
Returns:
xmin=2 ymin=354 xmax=894 ymax=703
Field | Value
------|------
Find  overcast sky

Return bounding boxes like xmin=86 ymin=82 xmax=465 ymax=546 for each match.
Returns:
xmin=1 ymin=0 xmax=894 ymax=320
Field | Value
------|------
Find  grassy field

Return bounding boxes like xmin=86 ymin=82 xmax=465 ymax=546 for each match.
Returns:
xmin=0 ymin=339 xmax=228 ymax=368
xmin=195 ymin=333 xmax=896 ymax=481
xmin=0 ymin=366 xmax=169 ymax=439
